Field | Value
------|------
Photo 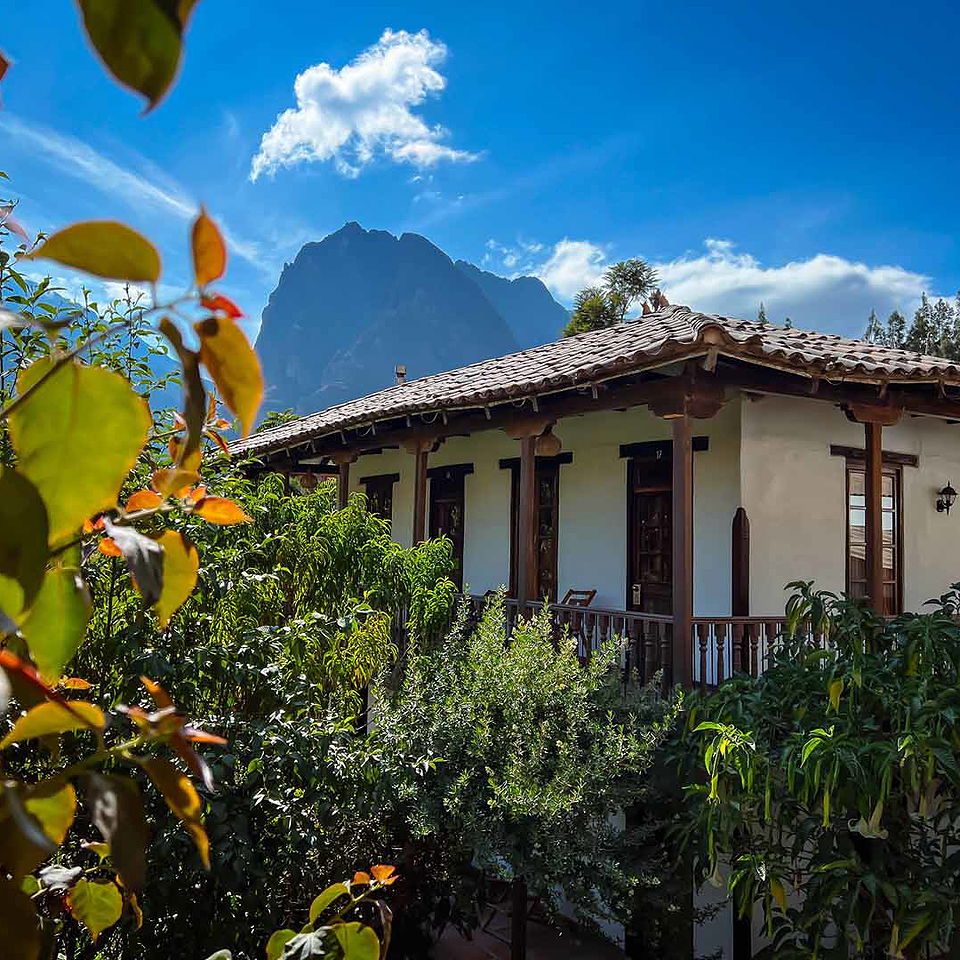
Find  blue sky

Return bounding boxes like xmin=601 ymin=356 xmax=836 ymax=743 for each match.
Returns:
xmin=4 ymin=0 xmax=960 ymax=338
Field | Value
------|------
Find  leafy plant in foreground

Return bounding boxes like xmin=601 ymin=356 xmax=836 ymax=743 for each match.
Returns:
xmin=684 ymin=582 xmax=960 ymax=959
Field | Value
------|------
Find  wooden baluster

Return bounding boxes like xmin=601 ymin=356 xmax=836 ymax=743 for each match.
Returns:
xmin=598 ymin=613 xmax=610 ymax=656
xmin=731 ymin=622 xmax=744 ymax=675
xmin=764 ymin=622 xmax=777 ymax=674
xmin=716 ymin=622 xmax=726 ymax=685
xmin=697 ymin=623 xmax=709 ymax=691
xmin=661 ymin=623 xmax=673 ymax=694
xmin=643 ymin=624 xmax=656 ymax=684
xmin=749 ymin=622 xmax=760 ymax=677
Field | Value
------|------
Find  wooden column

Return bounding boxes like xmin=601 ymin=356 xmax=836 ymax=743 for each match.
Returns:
xmin=503 ymin=418 xmax=555 ymax=604
xmin=731 ymin=507 xmax=750 ymax=617
xmin=864 ymin=421 xmax=884 ymax=614
xmin=329 ymin=453 xmax=356 ymax=510
xmin=517 ymin=434 xmax=538 ymax=603
xmin=404 ymin=438 xmax=435 ymax=544
xmin=672 ymin=414 xmax=694 ymax=689
xmin=844 ymin=403 xmax=899 ymax=615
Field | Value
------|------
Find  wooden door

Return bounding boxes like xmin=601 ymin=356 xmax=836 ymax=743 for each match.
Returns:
xmin=628 ymin=455 xmax=673 ymax=615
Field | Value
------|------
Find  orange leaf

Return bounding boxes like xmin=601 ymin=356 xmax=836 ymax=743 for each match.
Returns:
xmin=139 ymin=757 xmax=210 ymax=869
xmin=200 ymin=293 xmax=243 ymax=319
xmin=140 ymin=676 xmax=173 ymax=710
xmin=151 ymin=468 xmax=199 ymax=497
xmin=83 ymin=516 xmax=104 ymax=533
xmin=193 ymin=497 xmax=252 ymax=525
xmin=205 ymin=429 xmax=231 ymax=455
xmin=181 ymin=726 xmax=228 ymax=745
xmin=125 ymin=490 xmax=162 ymax=512
xmin=352 ymin=871 xmax=371 ymax=886
xmin=60 ymin=678 xmax=93 ymax=690
xmin=185 ymin=486 xmax=207 ymax=502
xmin=98 ymin=538 xmax=122 ymax=557
xmin=370 ymin=864 xmax=397 ymax=883
xmin=191 ymin=208 xmax=226 ymax=287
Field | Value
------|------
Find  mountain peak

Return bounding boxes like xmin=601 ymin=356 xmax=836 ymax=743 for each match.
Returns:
xmin=255 ymin=227 xmax=569 ymax=418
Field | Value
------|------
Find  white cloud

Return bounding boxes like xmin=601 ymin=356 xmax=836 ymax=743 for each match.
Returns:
xmin=0 ymin=113 xmax=263 ymax=270
xmin=250 ymin=29 xmax=480 ymax=181
xmin=489 ymin=236 xmax=932 ymax=337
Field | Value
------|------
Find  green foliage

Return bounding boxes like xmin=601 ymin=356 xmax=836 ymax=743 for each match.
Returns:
xmin=562 ymin=258 xmax=659 ymax=336
xmin=373 ymin=595 xmax=680 ymax=938
xmin=683 ymin=582 xmax=960 ymax=959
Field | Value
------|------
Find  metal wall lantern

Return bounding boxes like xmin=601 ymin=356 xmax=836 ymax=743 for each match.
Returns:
xmin=936 ymin=482 xmax=958 ymax=514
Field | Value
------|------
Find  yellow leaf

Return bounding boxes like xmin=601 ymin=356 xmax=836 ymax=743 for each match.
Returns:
xmin=191 ymin=208 xmax=226 ymax=286
xmin=139 ymin=757 xmax=209 ymax=868
xmin=829 ymin=678 xmax=843 ymax=712
xmin=0 ymin=701 xmax=105 ymax=749
xmin=125 ymin=490 xmax=162 ymax=512
xmin=67 ymin=878 xmax=123 ymax=942
xmin=0 ymin=780 xmax=77 ymax=879
xmin=193 ymin=496 xmax=252 ymax=525
xmin=352 ymin=871 xmax=371 ymax=886
xmin=60 ymin=678 xmax=93 ymax=690
xmin=21 ymin=568 xmax=91 ymax=684
xmin=27 ymin=221 xmax=160 ymax=282
xmin=770 ymin=877 xmax=788 ymax=913
xmin=9 ymin=359 xmax=150 ymax=542
xmin=151 ymin=468 xmax=199 ymax=498
xmin=152 ymin=531 xmax=199 ymax=627
xmin=194 ymin=315 xmax=263 ymax=437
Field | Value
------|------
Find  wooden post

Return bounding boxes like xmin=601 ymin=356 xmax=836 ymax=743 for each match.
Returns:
xmin=517 ymin=434 xmax=537 ymax=603
xmin=672 ymin=414 xmax=694 ymax=688
xmin=329 ymin=453 xmax=356 ymax=510
xmin=402 ymin=437 xmax=439 ymax=545
xmin=731 ymin=507 xmax=750 ymax=618
xmin=503 ymin=418 xmax=555 ymax=605
xmin=864 ymin=420 xmax=884 ymax=615
xmin=843 ymin=403 xmax=899 ymax=615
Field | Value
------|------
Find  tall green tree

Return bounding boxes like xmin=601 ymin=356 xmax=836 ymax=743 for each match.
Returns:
xmin=562 ymin=258 xmax=659 ymax=337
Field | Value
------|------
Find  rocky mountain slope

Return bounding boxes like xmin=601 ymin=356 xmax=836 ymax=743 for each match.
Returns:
xmin=256 ymin=223 xmax=567 ymax=415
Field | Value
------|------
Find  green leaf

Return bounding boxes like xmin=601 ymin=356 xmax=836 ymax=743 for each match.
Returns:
xmin=67 ymin=878 xmax=123 ymax=942
xmin=9 ymin=359 xmax=151 ymax=542
xmin=26 ymin=220 xmax=160 ymax=281
xmin=0 ymin=780 xmax=77 ymax=879
xmin=279 ymin=930 xmax=332 ymax=959
xmin=153 ymin=531 xmax=199 ymax=626
xmin=85 ymin=773 xmax=149 ymax=891
xmin=1 ymin=700 xmax=105 ymax=748
xmin=0 ymin=467 xmax=48 ymax=621
xmin=266 ymin=929 xmax=297 ymax=960
xmin=75 ymin=0 xmax=199 ymax=112
xmin=140 ymin=757 xmax=209 ymax=868
xmin=309 ymin=883 xmax=350 ymax=924
xmin=194 ymin=315 xmax=263 ymax=437
xmin=21 ymin=568 xmax=91 ymax=684
xmin=102 ymin=518 xmax=164 ymax=606
xmin=0 ymin=880 xmax=40 ymax=960
xmin=828 ymin=678 xmax=843 ymax=711
xmin=334 ymin=922 xmax=380 ymax=960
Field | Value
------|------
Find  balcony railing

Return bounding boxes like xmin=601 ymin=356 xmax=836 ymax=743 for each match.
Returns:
xmin=451 ymin=597 xmax=821 ymax=691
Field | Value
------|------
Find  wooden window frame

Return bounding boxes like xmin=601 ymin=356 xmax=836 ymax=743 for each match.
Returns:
xmin=844 ymin=460 xmax=904 ymax=614
xmin=500 ymin=454 xmax=570 ymax=602
xmin=359 ymin=472 xmax=400 ymax=522
xmin=428 ymin=464 xmax=473 ymax=589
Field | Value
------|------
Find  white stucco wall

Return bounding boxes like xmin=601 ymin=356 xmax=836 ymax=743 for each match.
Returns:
xmin=349 ymin=403 xmax=742 ymax=615
xmin=740 ymin=395 xmax=960 ymax=615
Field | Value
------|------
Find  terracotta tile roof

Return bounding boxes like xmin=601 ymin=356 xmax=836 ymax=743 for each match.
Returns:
xmin=234 ymin=305 xmax=960 ymax=457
